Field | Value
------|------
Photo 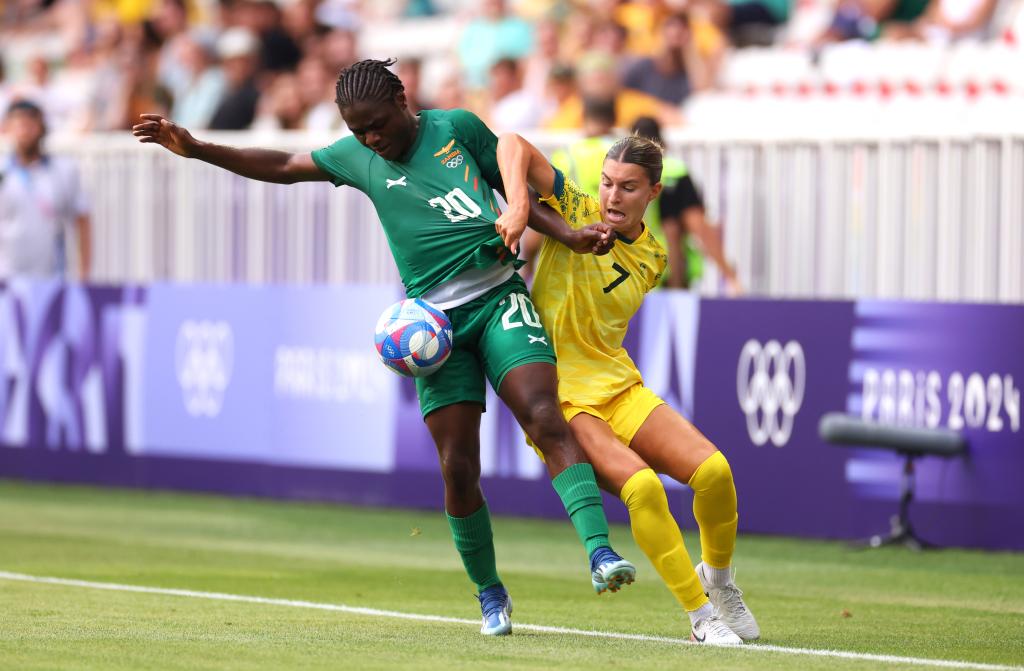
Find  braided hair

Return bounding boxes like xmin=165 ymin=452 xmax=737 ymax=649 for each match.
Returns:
xmin=335 ymin=58 xmax=406 ymax=109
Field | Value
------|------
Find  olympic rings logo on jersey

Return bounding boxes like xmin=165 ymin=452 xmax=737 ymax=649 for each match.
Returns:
xmin=736 ymin=339 xmax=806 ymax=447
xmin=445 ymin=153 xmax=464 ymax=169
xmin=175 ymin=320 xmax=234 ymax=418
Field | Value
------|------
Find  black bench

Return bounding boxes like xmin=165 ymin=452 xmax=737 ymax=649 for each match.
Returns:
xmin=818 ymin=413 xmax=968 ymax=550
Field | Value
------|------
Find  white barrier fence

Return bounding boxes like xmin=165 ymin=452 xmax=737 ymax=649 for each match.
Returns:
xmin=49 ymin=130 xmax=1024 ymax=303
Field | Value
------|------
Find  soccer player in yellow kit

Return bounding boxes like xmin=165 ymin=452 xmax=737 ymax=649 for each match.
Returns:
xmin=494 ymin=132 xmax=760 ymax=646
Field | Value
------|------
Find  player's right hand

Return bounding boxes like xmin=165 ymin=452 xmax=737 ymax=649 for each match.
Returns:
xmin=574 ymin=224 xmax=615 ymax=256
xmin=132 ymin=114 xmax=197 ymax=158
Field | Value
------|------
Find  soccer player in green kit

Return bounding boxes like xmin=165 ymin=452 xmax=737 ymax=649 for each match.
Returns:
xmin=132 ymin=59 xmax=635 ymax=636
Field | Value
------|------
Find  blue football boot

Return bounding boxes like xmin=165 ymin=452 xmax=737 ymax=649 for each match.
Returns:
xmin=477 ymin=584 xmax=513 ymax=635
xmin=590 ymin=547 xmax=636 ymax=594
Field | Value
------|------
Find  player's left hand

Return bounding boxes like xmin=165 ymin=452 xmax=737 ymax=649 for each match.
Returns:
xmin=495 ymin=208 xmax=529 ymax=254
xmin=571 ymin=224 xmax=615 ymax=256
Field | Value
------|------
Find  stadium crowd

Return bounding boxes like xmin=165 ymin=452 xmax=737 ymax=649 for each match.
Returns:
xmin=2 ymin=0 xmax=1022 ymax=136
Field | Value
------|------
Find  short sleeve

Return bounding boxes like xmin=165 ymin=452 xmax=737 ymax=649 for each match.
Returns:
xmin=446 ymin=109 xmax=503 ymax=191
xmin=311 ymin=136 xmax=368 ymax=189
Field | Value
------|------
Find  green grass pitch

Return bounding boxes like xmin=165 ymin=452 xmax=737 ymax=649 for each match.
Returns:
xmin=0 ymin=479 xmax=1021 ymax=671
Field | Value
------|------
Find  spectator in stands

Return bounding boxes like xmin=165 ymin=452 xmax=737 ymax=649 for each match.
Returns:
xmin=253 ymin=73 xmax=306 ymax=130
xmin=592 ymin=19 xmax=639 ymax=74
xmin=623 ymin=12 xmax=702 ymax=106
xmin=632 ymin=116 xmax=741 ymax=294
xmin=168 ymin=33 xmax=227 ymax=129
xmin=550 ymin=96 xmax=618 ymax=198
xmin=457 ymin=0 xmax=535 ymax=91
xmin=818 ymin=0 xmax=931 ymax=41
xmin=433 ymin=67 xmax=467 ymax=110
xmin=209 ymin=27 xmax=262 ymax=130
xmin=522 ymin=17 xmax=562 ymax=103
xmin=397 ymin=58 xmax=430 ymax=114
xmin=321 ymin=28 xmax=359 ymax=78
xmin=153 ymin=0 xmax=193 ymax=101
xmin=0 ymin=100 xmax=90 ymax=279
xmin=298 ymin=55 xmax=343 ymax=131
xmin=697 ymin=0 xmax=793 ymax=46
xmin=234 ymin=0 xmax=303 ymax=73
xmin=614 ymin=0 xmax=670 ymax=56
xmin=883 ymin=0 xmax=998 ymax=41
xmin=487 ymin=58 xmax=545 ymax=132
xmin=0 ymin=61 xmax=9 ymax=120
xmin=545 ymin=51 xmax=682 ymax=131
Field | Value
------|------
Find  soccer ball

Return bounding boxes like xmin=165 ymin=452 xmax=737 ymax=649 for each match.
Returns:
xmin=374 ymin=298 xmax=453 ymax=377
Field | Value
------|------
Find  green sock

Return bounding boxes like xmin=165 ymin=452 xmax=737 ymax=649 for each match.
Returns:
xmin=446 ymin=503 xmax=502 ymax=592
xmin=552 ymin=463 xmax=610 ymax=556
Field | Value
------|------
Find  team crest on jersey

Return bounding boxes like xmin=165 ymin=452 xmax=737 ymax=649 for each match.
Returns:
xmin=433 ymin=139 xmax=464 ymax=168
xmin=433 ymin=139 xmax=455 ymax=157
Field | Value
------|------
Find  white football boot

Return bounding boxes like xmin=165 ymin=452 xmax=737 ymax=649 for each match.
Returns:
xmin=697 ymin=562 xmax=761 ymax=641
xmin=690 ymin=614 xmax=743 ymax=646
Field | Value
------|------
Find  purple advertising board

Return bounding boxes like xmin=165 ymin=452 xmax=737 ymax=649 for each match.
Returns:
xmin=691 ymin=298 xmax=1023 ymax=549
xmin=0 ymin=281 xmax=1020 ymax=550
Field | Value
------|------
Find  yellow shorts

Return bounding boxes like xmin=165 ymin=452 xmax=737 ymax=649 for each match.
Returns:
xmin=530 ymin=384 xmax=665 ymax=460
xmin=563 ymin=384 xmax=666 ymax=446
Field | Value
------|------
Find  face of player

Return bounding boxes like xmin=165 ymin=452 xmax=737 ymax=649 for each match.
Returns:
xmin=341 ymin=95 xmax=416 ymax=162
xmin=599 ymin=158 xmax=662 ymax=240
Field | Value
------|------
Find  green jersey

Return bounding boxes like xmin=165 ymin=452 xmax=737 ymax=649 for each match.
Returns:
xmin=311 ymin=109 xmax=521 ymax=305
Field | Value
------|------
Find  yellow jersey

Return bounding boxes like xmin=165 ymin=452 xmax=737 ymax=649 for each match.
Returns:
xmin=533 ymin=173 xmax=667 ymax=406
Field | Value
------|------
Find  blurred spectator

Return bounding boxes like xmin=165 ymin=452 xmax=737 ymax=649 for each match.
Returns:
xmin=592 ymin=18 xmax=638 ymax=73
xmin=297 ymin=55 xmax=342 ymax=131
xmin=487 ymin=58 xmax=545 ymax=132
xmin=457 ymin=0 xmax=535 ymax=90
xmin=0 ymin=61 xmax=9 ymax=120
xmin=561 ymin=8 xmax=600 ymax=62
xmin=153 ymin=0 xmax=193 ymax=99
xmin=550 ymin=95 xmax=617 ymax=197
xmin=545 ymin=51 xmax=682 ymax=130
xmin=820 ymin=0 xmax=931 ymax=41
xmin=209 ymin=27 xmax=262 ymax=130
xmin=253 ymin=73 xmax=305 ymax=129
xmin=397 ymin=58 xmax=430 ymax=114
xmin=120 ymin=23 xmax=174 ymax=130
xmin=542 ymin=63 xmax=578 ymax=124
xmin=321 ymin=28 xmax=359 ymax=76
xmin=614 ymin=0 xmax=669 ymax=56
xmin=631 ymin=116 xmax=741 ymax=294
xmin=233 ymin=0 xmax=303 ymax=72
xmin=0 ymin=100 xmax=90 ymax=279
xmin=702 ymin=0 xmax=793 ymax=46
xmin=522 ymin=17 xmax=561 ymax=101
xmin=623 ymin=12 xmax=702 ymax=105
xmin=884 ymin=0 xmax=998 ymax=40
xmin=168 ymin=33 xmax=227 ymax=129
xmin=434 ymin=66 xmax=467 ymax=110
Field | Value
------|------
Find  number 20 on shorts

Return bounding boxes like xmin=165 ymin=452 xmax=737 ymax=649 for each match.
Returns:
xmin=502 ymin=293 xmax=542 ymax=330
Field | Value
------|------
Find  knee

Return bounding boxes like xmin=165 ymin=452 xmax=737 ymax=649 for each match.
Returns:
xmin=620 ymin=468 xmax=668 ymax=511
xmin=437 ymin=449 xmax=480 ymax=493
xmin=689 ymin=451 xmax=734 ymax=492
xmin=519 ymin=396 xmax=569 ymax=447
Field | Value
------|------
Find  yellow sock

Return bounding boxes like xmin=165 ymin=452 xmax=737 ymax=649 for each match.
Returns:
xmin=688 ymin=451 xmax=738 ymax=569
xmin=620 ymin=468 xmax=708 ymax=611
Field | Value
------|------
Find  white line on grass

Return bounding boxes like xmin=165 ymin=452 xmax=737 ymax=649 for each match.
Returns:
xmin=1 ymin=571 xmax=1018 ymax=671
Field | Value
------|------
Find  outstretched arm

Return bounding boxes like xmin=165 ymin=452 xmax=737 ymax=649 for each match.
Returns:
xmin=495 ymin=133 xmax=559 ymax=253
xmin=131 ymin=114 xmax=329 ymax=184
xmin=524 ymin=194 xmax=614 ymax=256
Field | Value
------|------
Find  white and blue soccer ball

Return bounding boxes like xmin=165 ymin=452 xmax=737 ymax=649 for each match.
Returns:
xmin=374 ymin=298 xmax=453 ymax=377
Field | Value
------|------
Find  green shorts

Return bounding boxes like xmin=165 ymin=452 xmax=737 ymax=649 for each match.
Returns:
xmin=416 ymin=274 xmax=557 ymax=418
